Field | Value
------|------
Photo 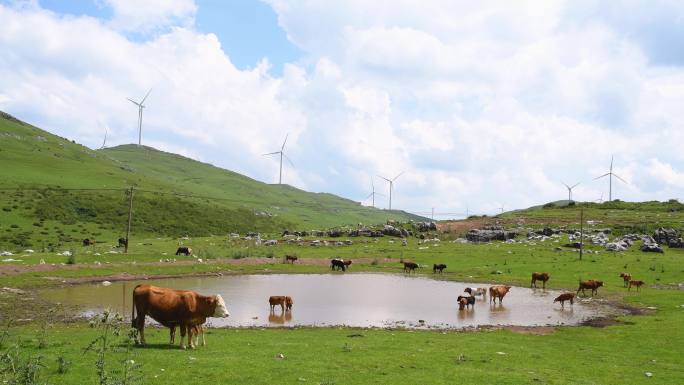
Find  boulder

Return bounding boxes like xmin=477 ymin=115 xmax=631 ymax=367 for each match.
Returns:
xmin=414 ymin=222 xmax=437 ymax=232
xmin=641 ymin=244 xmax=664 ymax=253
xmin=654 ymin=228 xmax=679 ymax=245
xmin=466 ymin=228 xmax=517 ymax=243
xmin=668 ymin=238 xmax=684 ymax=248
xmin=382 ymin=225 xmax=404 ymax=238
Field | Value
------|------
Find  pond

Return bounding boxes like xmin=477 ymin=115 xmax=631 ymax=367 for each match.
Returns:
xmin=40 ymin=273 xmax=610 ymax=329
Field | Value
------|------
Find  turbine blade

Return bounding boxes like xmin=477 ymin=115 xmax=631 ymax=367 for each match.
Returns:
xmin=571 ymin=182 xmax=580 ymax=189
xmin=594 ymin=173 xmax=610 ymax=180
xmin=283 ymin=153 xmax=294 ymax=167
xmin=365 ymin=192 xmax=373 ymax=199
xmin=561 ymin=181 xmax=569 ymax=188
xmin=613 ymin=174 xmax=628 ymax=184
xmin=281 ymin=133 xmax=289 ymax=151
xmin=127 ymin=98 xmax=141 ymax=106
xmin=377 ymin=175 xmax=391 ymax=182
xmin=263 ymin=151 xmax=280 ymax=156
xmin=140 ymin=88 xmax=152 ymax=104
xmin=393 ymin=171 xmax=405 ymax=181
xmin=610 ymin=155 xmax=614 ymax=170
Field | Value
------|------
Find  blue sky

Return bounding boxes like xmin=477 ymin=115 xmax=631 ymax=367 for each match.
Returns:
xmin=0 ymin=0 xmax=683 ymax=216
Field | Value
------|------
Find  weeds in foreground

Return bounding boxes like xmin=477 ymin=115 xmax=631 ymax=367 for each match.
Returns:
xmin=84 ymin=310 xmax=142 ymax=385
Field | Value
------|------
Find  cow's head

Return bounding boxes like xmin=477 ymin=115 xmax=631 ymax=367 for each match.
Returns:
xmin=212 ymin=295 xmax=229 ymax=317
xmin=503 ymin=286 xmax=512 ymax=293
xmin=285 ymin=296 xmax=293 ymax=310
xmin=595 ymin=281 xmax=603 ymax=288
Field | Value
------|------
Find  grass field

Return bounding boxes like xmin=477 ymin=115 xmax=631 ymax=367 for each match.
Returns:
xmin=1 ymin=225 xmax=684 ymax=384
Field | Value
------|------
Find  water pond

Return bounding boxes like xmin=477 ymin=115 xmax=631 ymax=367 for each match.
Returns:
xmin=40 ymin=273 xmax=610 ymax=329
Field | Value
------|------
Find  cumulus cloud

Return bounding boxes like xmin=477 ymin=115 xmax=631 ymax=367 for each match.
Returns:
xmin=0 ymin=0 xmax=683 ymax=216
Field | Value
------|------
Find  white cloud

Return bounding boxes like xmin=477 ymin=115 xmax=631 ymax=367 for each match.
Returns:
xmin=104 ymin=0 xmax=197 ymax=32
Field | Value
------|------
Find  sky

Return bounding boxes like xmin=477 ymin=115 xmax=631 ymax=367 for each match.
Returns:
xmin=0 ymin=0 xmax=683 ymax=218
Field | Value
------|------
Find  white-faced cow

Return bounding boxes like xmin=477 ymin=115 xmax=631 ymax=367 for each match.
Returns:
xmin=131 ymin=285 xmax=228 ymax=349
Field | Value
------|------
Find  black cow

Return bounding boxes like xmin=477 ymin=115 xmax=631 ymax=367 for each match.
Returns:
xmin=176 ymin=247 xmax=192 ymax=256
xmin=433 ymin=263 xmax=447 ymax=273
xmin=118 ymin=237 xmax=128 ymax=248
xmin=330 ymin=258 xmax=346 ymax=271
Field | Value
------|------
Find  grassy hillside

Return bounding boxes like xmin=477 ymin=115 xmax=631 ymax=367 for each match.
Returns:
xmin=0 ymin=111 xmax=425 ymax=249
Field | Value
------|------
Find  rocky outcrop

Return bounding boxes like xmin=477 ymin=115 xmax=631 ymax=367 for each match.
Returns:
xmin=668 ymin=238 xmax=684 ymax=248
xmin=414 ymin=222 xmax=437 ymax=232
xmin=466 ymin=228 xmax=517 ymax=243
xmin=654 ymin=228 xmax=679 ymax=245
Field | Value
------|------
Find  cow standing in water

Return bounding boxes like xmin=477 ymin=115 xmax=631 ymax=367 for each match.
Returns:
xmin=131 ymin=285 xmax=229 ymax=349
xmin=530 ymin=272 xmax=550 ymax=289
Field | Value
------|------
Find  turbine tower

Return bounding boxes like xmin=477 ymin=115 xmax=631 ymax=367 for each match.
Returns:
xmin=127 ymin=89 xmax=151 ymax=146
xmin=364 ymin=177 xmax=384 ymax=208
xmin=594 ymin=155 xmax=627 ymax=201
xmin=562 ymin=181 xmax=580 ymax=201
xmin=263 ymin=134 xmax=293 ymax=185
xmin=378 ymin=171 xmax=404 ymax=210
xmin=499 ymin=204 xmax=505 ymax=214
xmin=100 ymin=124 xmax=108 ymax=149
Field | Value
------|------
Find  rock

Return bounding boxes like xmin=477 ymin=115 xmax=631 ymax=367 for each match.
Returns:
xmin=563 ymin=242 xmax=582 ymax=249
xmin=644 ymin=372 xmax=653 ymax=378
xmin=382 ymin=225 xmax=404 ymax=237
xmin=606 ymin=242 xmax=627 ymax=252
xmin=276 ymin=353 xmax=285 ymax=360
xmin=653 ymin=227 xmax=679 ymax=245
xmin=640 ymin=244 xmax=664 ymax=253
xmin=467 ymin=228 xmax=517 ymax=242
xmin=262 ymin=240 xmax=278 ymax=246
xmin=668 ymin=238 xmax=684 ymax=248
xmin=414 ymin=222 xmax=437 ymax=232
xmin=102 ymin=281 xmax=112 ymax=286
xmin=0 ymin=251 xmax=14 ymax=256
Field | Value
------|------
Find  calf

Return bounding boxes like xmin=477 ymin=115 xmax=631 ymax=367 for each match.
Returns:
xmin=285 ymin=255 xmax=298 ymax=264
xmin=628 ymin=280 xmax=645 ymax=291
xmin=457 ymin=295 xmax=475 ymax=310
xmin=489 ymin=285 xmax=512 ymax=304
xmin=619 ymin=272 xmax=631 ymax=288
xmin=176 ymin=246 xmax=192 ymax=256
xmin=553 ymin=293 xmax=575 ymax=308
xmin=331 ymin=258 xmax=346 ymax=271
xmin=343 ymin=260 xmax=353 ymax=269
xmin=403 ymin=261 xmax=419 ymax=273
xmin=465 ymin=287 xmax=487 ymax=297
xmin=530 ymin=272 xmax=550 ymax=289
xmin=577 ymin=280 xmax=603 ymax=296
xmin=433 ymin=264 xmax=447 ymax=273
xmin=82 ymin=238 xmax=95 ymax=246
xmin=117 ymin=237 xmax=128 ymax=248
xmin=269 ymin=296 xmax=294 ymax=312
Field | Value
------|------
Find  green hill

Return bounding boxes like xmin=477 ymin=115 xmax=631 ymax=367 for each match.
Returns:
xmin=0 ymin=111 xmax=426 ymax=248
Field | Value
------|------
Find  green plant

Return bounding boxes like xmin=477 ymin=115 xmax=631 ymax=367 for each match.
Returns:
xmin=66 ymin=251 xmax=76 ymax=265
xmin=56 ymin=355 xmax=70 ymax=374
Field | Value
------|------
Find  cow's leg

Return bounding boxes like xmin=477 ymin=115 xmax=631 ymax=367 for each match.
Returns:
xmin=170 ymin=326 xmax=176 ymax=344
xmin=187 ymin=325 xmax=196 ymax=349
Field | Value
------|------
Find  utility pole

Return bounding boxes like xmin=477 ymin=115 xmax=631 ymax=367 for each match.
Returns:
xmin=125 ymin=187 xmax=134 ymax=254
xmin=579 ymin=208 xmax=584 ymax=261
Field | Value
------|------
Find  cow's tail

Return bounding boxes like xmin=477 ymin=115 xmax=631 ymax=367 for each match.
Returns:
xmin=130 ymin=285 xmax=139 ymax=328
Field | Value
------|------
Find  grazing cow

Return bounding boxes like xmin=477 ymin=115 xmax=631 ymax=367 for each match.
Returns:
xmin=176 ymin=247 xmax=192 ymax=256
xmin=628 ymin=280 xmax=645 ymax=291
xmin=285 ymin=255 xmax=298 ymax=264
xmin=458 ymin=297 xmax=469 ymax=310
xmin=553 ymin=293 xmax=575 ymax=308
xmin=82 ymin=238 xmax=95 ymax=246
xmin=331 ymin=258 xmax=346 ymax=271
xmin=117 ymin=237 xmax=128 ymax=248
xmin=131 ymin=284 xmax=229 ymax=349
xmin=269 ymin=296 xmax=294 ymax=312
xmin=403 ymin=261 xmax=419 ymax=273
xmin=465 ymin=287 xmax=487 ymax=297
xmin=457 ymin=295 xmax=475 ymax=309
xmin=619 ymin=272 xmax=631 ymax=288
xmin=433 ymin=264 xmax=447 ymax=273
xmin=530 ymin=272 xmax=550 ymax=289
xmin=489 ymin=285 xmax=512 ymax=304
xmin=343 ymin=260 xmax=353 ymax=269
xmin=576 ymin=280 xmax=603 ymax=296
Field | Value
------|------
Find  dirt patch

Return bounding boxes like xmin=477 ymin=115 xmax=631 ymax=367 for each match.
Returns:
xmin=505 ymin=326 xmax=557 ymax=335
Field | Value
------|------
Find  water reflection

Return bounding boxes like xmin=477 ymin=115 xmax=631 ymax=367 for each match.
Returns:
xmin=40 ymin=273 xmax=606 ymax=329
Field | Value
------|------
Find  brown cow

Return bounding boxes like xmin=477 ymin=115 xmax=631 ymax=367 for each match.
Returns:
xmin=403 ymin=261 xmax=419 ymax=273
xmin=489 ymin=285 xmax=511 ymax=304
xmin=285 ymin=255 xmax=298 ymax=264
xmin=619 ymin=272 xmax=631 ymax=287
xmin=343 ymin=260 xmax=353 ymax=269
xmin=577 ymin=280 xmax=603 ymax=296
xmin=530 ymin=272 xmax=550 ymax=289
xmin=628 ymin=280 xmax=645 ymax=291
xmin=131 ymin=285 xmax=228 ymax=349
xmin=82 ymin=238 xmax=95 ymax=246
xmin=269 ymin=296 xmax=294 ymax=312
xmin=457 ymin=295 xmax=475 ymax=310
xmin=553 ymin=293 xmax=575 ymax=308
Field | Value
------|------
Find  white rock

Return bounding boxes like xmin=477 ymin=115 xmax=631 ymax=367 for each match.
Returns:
xmin=101 ymin=281 xmax=112 ymax=286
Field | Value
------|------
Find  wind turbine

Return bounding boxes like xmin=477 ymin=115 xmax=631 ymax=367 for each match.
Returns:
xmin=127 ymin=89 xmax=151 ymax=146
xmin=498 ymin=204 xmax=505 ymax=214
xmin=99 ymin=123 xmax=108 ymax=149
xmin=263 ymin=134 xmax=293 ymax=185
xmin=364 ymin=177 xmax=384 ymax=208
xmin=595 ymin=192 xmax=604 ymax=203
xmin=562 ymin=181 xmax=580 ymax=201
xmin=594 ymin=155 xmax=627 ymax=201
xmin=378 ymin=172 xmax=404 ymax=210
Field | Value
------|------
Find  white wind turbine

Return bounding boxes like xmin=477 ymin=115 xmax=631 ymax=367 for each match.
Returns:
xmin=378 ymin=172 xmax=404 ymax=210
xmin=562 ymin=181 xmax=580 ymax=201
xmin=594 ymin=155 xmax=627 ymax=201
xmin=127 ymin=89 xmax=151 ymax=146
xmin=99 ymin=122 xmax=109 ymax=149
xmin=364 ymin=177 xmax=385 ymax=208
xmin=263 ymin=134 xmax=293 ymax=185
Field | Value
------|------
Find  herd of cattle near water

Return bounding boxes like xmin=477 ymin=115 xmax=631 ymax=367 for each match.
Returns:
xmin=126 ymin=247 xmax=647 ymax=349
